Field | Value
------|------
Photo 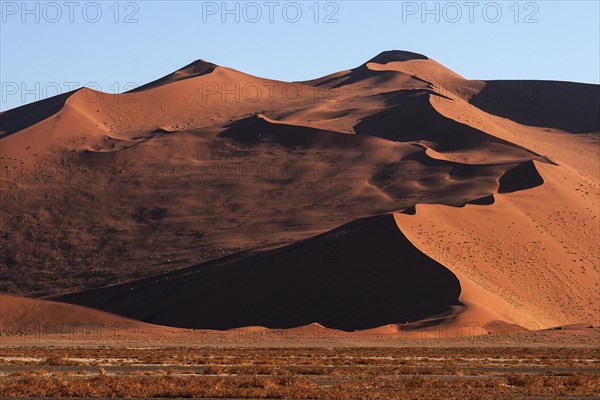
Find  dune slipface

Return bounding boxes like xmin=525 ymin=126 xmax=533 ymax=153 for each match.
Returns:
xmin=1 ymin=51 xmax=598 ymax=333
xmin=55 ymin=214 xmax=464 ymax=331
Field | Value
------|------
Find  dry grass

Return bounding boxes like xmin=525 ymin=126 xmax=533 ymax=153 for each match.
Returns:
xmin=1 ymin=375 xmax=316 ymax=398
xmin=2 ymin=374 xmax=599 ymax=399
xmin=1 ymin=347 xmax=598 ymax=398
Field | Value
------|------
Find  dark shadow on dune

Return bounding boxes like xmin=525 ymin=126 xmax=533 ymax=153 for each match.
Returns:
xmin=152 ymin=128 xmax=175 ymax=135
xmin=311 ymin=51 xmax=431 ymax=89
xmin=129 ymin=60 xmax=217 ymax=92
xmin=400 ymin=206 xmax=417 ymax=215
xmin=368 ymin=50 xmax=429 ymax=64
xmin=467 ymin=194 xmax=496 ymax=205
xmin=498 ymin=161 xmax=544 ymax=193
xmin=383 ymin=89 xmax=451 ymax=106
xmin=220 ymin=114 xmax=361 ymax=149
xmin=470 ymin=80 xmax=600 ymax=133
xmin=0 ymin=90 xmax=75 ymax=138
xmin=355 ymin=92 xmax=511 ymax=151
xmin=332 ymin=69 xmax=420 ymax=89
xmin=52 ymin=214 xmax=462 ymax=331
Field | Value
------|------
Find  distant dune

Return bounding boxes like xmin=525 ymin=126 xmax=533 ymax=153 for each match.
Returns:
xmin=0 ymin=294 xmax=150 ymax=331
xmin=1 ymin=50 xmax=598 ymax=333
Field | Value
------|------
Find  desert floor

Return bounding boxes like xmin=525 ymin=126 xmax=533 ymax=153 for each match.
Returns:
xmin=1 ymin=325 xmax=599 ymax=399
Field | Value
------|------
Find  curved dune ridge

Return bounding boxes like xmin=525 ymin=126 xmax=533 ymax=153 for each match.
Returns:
xmin=0 ymin=90 xmax=76 ymax=138
xmin=394 ymin=162 xmax=599 ymax=328
xmin=130 ymin=59 xmax=219 ymax=92
xmin=53 ymin=214 xmax=464 ymax=331
xmin=1 ymin=50 xmax=598 ymax=335
xmin=50 ymin=161 xmax=556 ymax=332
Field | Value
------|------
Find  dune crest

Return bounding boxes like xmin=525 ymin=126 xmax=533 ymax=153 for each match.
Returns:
xmin=131 ymin=59 xmax=219 ymax=92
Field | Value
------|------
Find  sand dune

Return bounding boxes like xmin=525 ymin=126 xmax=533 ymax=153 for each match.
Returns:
xmin=395 ymin=162 xmax=599 ymax=328
xmin=0 ymin=294 xmax=150 ymax=331
xmin=52 ymin=158 xmax=573 ymax=331
xmin=53 ymin=214 xmax=465 ymax=331
xmin=1 ymin=50 xmax=598 ymax=333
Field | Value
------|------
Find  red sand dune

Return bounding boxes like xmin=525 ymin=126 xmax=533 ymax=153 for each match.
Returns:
xmin=53 ymin=213 xmax=464 ymax=331
xmin=1 ymin=50 xmax=598 ymax=334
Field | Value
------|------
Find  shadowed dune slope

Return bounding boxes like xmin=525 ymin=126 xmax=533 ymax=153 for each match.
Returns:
xmin=497 ymin=160 xmax=544 ymax=193
xmin=355 ymin=91 xmax=486 ymax=147
xmin=469 ymin=80 xmax=600 ymax=133
xmin=0 ymin=90 xmax=75 ymax=138
xmin=54 ymin=214 xmax=463 ymax=331
xmin=219 ymin=113 xmax=350 ymax=148
xmin=367 ymin=50 xmax=429 ymax=63
xmin=354 ymin=91 xmax=541 ymax=160
xmin=129 ymin=59 xmax=218 ymax=92
xmin=50 ymin=160 xmax=553 ymax=331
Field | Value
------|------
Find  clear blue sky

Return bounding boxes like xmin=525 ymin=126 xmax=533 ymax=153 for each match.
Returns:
xmin=1 ymin=0 xmax=599 ymax=111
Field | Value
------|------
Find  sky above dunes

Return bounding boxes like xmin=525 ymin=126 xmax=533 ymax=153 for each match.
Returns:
xmin=1 ymin=0 xmax=599 ymax=111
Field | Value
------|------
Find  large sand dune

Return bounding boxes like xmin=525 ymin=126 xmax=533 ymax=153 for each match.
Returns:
xmin=54 ymin=214 xmax=464 ymax=331
xmin=1 ymin=51 xmax=598 ymax=333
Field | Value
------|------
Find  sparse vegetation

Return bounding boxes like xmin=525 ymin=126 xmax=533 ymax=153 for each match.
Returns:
xmin=0 ymin=347 xmax=598 ymax=398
